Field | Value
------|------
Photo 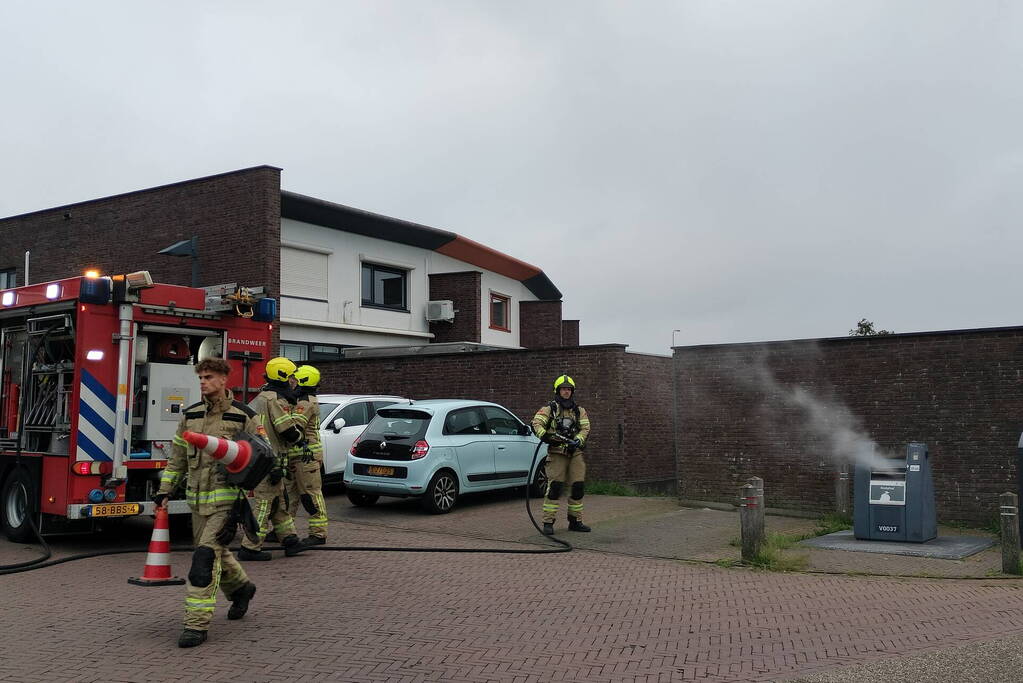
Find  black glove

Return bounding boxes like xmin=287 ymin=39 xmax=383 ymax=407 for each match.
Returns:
xmin=153 ymin=493 xmax=170 ymax=508
xmin=268 ymin=467 xmax=284 ymax=485
xmin=300 ymin=443 xmax=314 ymax=464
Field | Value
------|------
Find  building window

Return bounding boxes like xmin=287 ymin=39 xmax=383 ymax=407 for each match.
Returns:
xmin=280 ymin=341 xmax=350 ymax=363
xmin=280 ymin=342 xmax=309 ymax=362
xmin=361 ymin=263 xmax=407 ymax=311
xmin=281 ymin=247 xmax=328 ymax=301
xmin=0 ymin=269 xmax=16 ymax=289
xmin=490 ymin=292 xmax=510 ymax=332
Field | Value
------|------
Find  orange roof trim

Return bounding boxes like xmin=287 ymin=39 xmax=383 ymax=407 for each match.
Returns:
xmin=435 ymin=235 xmax=542 ymax=282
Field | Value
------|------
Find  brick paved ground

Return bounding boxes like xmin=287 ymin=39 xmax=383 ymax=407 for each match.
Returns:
xmin=2 ymin=493 xmax=1022 ymax=682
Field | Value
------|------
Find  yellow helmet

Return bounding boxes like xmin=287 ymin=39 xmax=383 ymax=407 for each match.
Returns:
xmin=265 ymin=356 xmax=297 ymax=381
xmin=553 ymin=375 xmax=576 ymax=392
xmin=294 ymin=364 xmax=321 ymax=388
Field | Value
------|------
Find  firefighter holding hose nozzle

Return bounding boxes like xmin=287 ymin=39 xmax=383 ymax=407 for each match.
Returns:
xmin=532 ymin=375 xmax=591 ymax=535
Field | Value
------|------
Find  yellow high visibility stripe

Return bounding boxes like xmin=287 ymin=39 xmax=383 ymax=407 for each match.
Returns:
xmin=186 ymin=488 xmax=240 ymax=504
xmin=173 ymin=435 xmax=189 ymax=447
xmin=272 ymin=414 xmax=294 ymax=425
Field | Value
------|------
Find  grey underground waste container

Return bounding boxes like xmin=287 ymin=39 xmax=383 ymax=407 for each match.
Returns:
xmin=853 ymin=442 xmax=936 ymax=542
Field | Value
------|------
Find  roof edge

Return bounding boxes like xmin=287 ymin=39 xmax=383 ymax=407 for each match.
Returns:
xmin=1 ymin=165 xmax=282 ymax=222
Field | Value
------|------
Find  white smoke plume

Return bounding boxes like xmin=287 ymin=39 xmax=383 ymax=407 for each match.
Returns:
xmin=752 ymin=359 xmax=898 ymax=471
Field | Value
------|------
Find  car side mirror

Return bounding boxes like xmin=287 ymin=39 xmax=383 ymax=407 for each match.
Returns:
xmin=520 ymin=423 xmax=533 ymax=436
xmin=330 ymin=417 xmax=346 ymax=433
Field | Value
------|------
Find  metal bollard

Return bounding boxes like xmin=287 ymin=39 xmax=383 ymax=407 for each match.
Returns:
xmin=1000 ymin=492 xmax=1021 ymax=575
xmin=740 ymin=477 xmax=765 ymax=562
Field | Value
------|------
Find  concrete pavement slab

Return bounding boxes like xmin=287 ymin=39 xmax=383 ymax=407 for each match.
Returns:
xmin=801 ymin=530 xmax=995 ymax=559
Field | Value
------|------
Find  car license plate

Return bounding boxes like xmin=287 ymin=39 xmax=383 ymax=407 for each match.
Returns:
xmin=90 ymin=503 xmax=141 ymax=517
xmin=367 ymin=466 xmax=395 ymax=477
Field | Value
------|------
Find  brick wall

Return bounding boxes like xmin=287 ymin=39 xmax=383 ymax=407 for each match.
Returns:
xmin=519 ymin=300 xmax=563 ymax=349
xmin=317 ymin=344 xmax=675 ymax=488
xmin=674 ymin=328 xmax=1023 ymax=524
xmin=624 ymin=353 xmax=675 ymax=492
xmin=427 ymin=271 xmax=481 ymax=343
xmin=562 ymin=320 xmax=580 ymax=347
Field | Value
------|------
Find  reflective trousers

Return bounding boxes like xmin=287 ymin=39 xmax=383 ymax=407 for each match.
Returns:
xmin=184 ymin=510 xmax=249 ymax=631
xmin=241 ymin=476 xmax=297 ymax=551
xmin=285 ymin=457 xmax=328 ymax=539
xmin=542 ymin=451 xmax=586 ymax=523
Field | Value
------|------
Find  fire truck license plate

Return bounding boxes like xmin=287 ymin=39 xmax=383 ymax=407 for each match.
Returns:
xmin=367 ymin=466 xmax=394 ymax=476
xmin=91 ymin=503 xmax=141 ymax=517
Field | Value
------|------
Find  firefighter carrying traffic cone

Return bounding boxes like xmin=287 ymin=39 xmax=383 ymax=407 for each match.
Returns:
xmin=154 ymin=358 xmax=264 ymax=648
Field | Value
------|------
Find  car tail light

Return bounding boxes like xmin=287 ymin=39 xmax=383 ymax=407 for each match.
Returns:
xmin=411 ymin=440 xmax=430 ymax=459
xmin=350 ymin=437 xmax=361 ymax=456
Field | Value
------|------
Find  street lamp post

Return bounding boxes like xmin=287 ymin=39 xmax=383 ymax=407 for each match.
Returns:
xmin=159 ymin=236 xmax=200 ymax=287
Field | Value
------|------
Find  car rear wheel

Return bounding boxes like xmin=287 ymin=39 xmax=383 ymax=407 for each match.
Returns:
xmin=529 ymin=457 xmax=548 ymax=498
xmin=2 ymin=467 xmax=38 ymax=543
xmin=346 ymin=490 xmax=379 ymax=507
xmin=422 ymin=471 xmax=458 ymax=514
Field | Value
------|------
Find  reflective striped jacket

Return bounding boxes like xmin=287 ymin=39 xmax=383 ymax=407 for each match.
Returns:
xmin=157 ymin=390 xmax=262 ymax=515
xmin=287 ymin=395 xmax=323 ymax=462
xmin=531 ymin=403 xmax=591 ymax=456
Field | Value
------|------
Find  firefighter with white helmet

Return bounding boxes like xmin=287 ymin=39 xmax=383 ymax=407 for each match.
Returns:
xmin=532 ymin=374 xmax=592 ymax=535
xmin=238 ymin=356 xmax=306 ymax=560
xmin=154 ymin=358 xmax=263 ymax=648
xmin=285 ymin=364 xmax=329 ymax=545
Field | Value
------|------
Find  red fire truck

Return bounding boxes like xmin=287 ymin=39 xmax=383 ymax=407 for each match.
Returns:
xmin=0 ymin=271 xmax=275 ymax=541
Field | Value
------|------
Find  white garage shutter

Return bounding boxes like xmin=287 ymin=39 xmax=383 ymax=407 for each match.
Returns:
xmin=281 ymin=247 xmax=328 ymax=300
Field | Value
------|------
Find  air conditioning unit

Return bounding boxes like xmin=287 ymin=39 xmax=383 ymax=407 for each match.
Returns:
xmin=426 ymin=300 xmax=455 ymax=322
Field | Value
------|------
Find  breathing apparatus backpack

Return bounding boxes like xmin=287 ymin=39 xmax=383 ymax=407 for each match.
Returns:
xmin=547 ymin=400 xmax=582 ymax=444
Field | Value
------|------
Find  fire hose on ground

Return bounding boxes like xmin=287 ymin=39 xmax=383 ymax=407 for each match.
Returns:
xmin=0 ymin=438 xmax=570 ymax=576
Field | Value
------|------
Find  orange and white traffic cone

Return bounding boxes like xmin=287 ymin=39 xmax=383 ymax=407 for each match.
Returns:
xmin=128 ymin=505 xmax=185 ymax=586
xmin=182 ymin=431 xmax=253 ymax=473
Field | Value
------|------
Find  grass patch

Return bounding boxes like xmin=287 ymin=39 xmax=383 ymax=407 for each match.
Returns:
xmin=813 ymin=512 xmax=852 ymax=537
xmin=742 ymin=540 xmax=809 ymax=572
xmin=586 ymin=480 xmax=640 ymax=496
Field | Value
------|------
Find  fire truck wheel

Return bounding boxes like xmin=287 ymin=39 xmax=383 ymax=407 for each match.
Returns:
xmin=1 ymin=467 xmax=38 ymax=544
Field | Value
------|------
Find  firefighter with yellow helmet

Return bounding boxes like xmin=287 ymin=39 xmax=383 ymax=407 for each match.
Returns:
xmin=285 ymin=364 xmax=329 ymax=545
xmin=238 ymin=356 xmax=306 ymax=560
xmin=532 ymin=374 xmax=591 ymax=535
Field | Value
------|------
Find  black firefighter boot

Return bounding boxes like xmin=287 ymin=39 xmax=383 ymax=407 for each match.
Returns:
xmin=283 ymin=534 xmax=306 ymax=557
xmin=178 ymin=629 xmax=208 ymax=648
xmin=227 ymin=582 xmax=257 ymax=620
xmin=567 ymin=517 xmax=591 ymax=532
xmin=542 ymin=523 xmax=554 ymax=536
xmin=237 ymin=547 xmax=272 ymax=561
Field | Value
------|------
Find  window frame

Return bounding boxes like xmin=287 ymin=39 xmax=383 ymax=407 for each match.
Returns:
xmin=443 ymin=406 xmax=488 ymax=436
xmin=0 ymin=269 xmax=16 ymax=289
xmin=489 ymin=291 xmax=511 ymax=332
xmin=361 ymin=262 xmax=409 ymax=313
xmin=481 ymin=405 xmax=524 ymax=436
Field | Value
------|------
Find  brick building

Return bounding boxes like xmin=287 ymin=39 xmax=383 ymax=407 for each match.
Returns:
xmin=0 ymin=166 xmax=579 ymax=358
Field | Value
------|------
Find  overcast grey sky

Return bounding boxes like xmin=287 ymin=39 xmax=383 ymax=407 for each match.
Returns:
xmin=2 ymin=1 xmax=1021 ymax=353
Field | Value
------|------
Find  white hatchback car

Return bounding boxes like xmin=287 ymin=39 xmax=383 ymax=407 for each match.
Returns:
xmin=316 ymin=394 xmax=408 ymax=486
